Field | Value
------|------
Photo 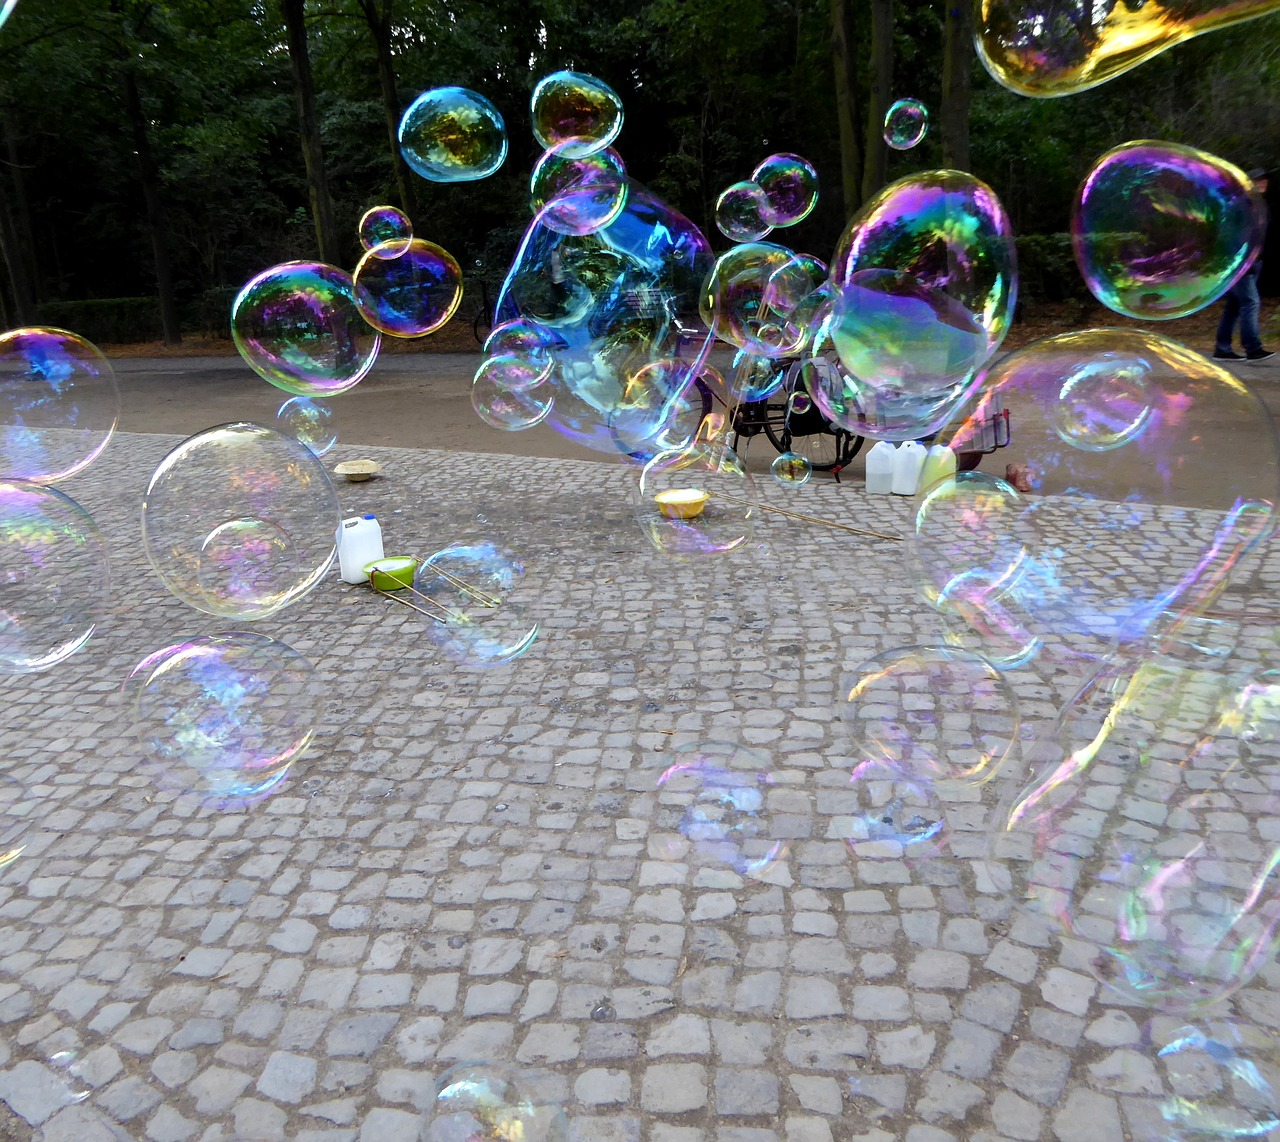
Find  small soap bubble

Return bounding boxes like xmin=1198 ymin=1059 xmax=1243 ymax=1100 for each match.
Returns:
xmin=358 ymin=204 xmax=412 ymax=258
xmin=126 ymin=632 xmax=325 ymax=810
xmin=531 ymin=70 xmax=623 ymax=157
xmin=232 ymin=261 xmax=380 ymax=397
xmin=653 ymin=741 xmax=797 ymax=879
xmin=423 ymin=1063 xmax=568 ymax=1142
xmin=0 ymin=326 xmax=119 ymax=482
xmin=702 ymin=242 xmax=803 ymax=359
xmin=472 ymin=362 xmax=555 ymax=431
xmin=715 ymin=181 xmax=773 ymax=243
xmin=530 ymin=142 xmax=628 ymax=236
xmin=399 ymin=87 xmax=507 ymax=183
xmin=141 ymin=422 xmax=340 ymax=620
xmin=354 ymin=238 xmax=463 ymax=338
xmin=771 ymin=451 xmax=811 ymax=487
xmin=883 ymin=98 xmax=929 ymax=150
xmin=1073 ymin=141 xmax=1264 ymax=320
xmin=751 ymin=153 xmax=819 ymax=227
xmin=275 ymin=396 xmax=337 ymax=456
xmin=0 ymin=478 xmax=108 ymax=673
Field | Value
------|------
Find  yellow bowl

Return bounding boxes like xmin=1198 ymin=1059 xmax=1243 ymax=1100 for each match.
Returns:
xmin=655 ymin=488 xmax=710 ymax=520
xmin=334 ymin=459 xmax=382 ymax=482
xmin=364 ymin=556 xmax=417 ymax=591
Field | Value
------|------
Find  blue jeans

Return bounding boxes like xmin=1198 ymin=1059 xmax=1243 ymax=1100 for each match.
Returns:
xmin=1216 ymin=267 xmax=1263 ymax=355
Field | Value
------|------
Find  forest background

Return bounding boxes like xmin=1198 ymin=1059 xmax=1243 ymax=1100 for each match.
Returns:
xmin=0 ymin=0 xmax=1278 ymax=347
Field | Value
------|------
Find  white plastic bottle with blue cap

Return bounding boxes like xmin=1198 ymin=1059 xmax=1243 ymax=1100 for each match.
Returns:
xmin=337 ymin=513 xmax=384 ymax=584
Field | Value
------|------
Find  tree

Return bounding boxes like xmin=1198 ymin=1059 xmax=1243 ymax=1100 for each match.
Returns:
xmin=830 ymin=0 xmax=863 ymax=217
xmin=941 ymin=0 xmax=972 ymax=171
xmin=354 ymin=0 xmax=416 ymax=221
xmin=861 ymin=0 xmax=893 ymax=204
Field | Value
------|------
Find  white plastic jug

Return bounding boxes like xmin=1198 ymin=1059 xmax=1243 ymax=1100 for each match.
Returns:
xmin=865 ymin=441 xmax=897 ymax=494
xmin=891 ymin=441 xmax=928 ymax=495
xmin=336 ymin=514 xmax=384 ymax=584
xmin=919 ymin=443 xmax=957 ymax=493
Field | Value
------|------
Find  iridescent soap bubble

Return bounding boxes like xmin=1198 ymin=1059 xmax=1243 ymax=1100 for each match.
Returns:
xmin=472 ymin=361 xmax=555 ymax=431
xmin=531 ymin=70 xmax=623 ymax=157
xmin=481 ymin=319 xmax=557 ymax=391
xmin=494 ymin=180 xmax=715 ymax=456
xmin=924 ymin=330 xmax=1280 ymax=674
xmin=771 ymin=451 xmax=812 ymax=488
xmin=976 ymin=0 xmax=1280 ymax=97
xmin=653 ymin=741 xmax=799 ymax=878
xmin=423 ymin=1063 xmax=567 ymax=1142
xmin=413 ymin=540 xmax=539 ymax=667
xmin=728 ymin=351 xmax=787 ymax=402
xmin=715 ymin=181 xmax=773 ymax=243
xmin=275 ymin=396 xmax=337 ymax=456
xmin=752 ymin=153 xmax=819 ymax=227
xmin=0 ymin=478 xmax=108 ymax=673
xmin=141 ymin=422 xmax=341 ymax=620
xmin=1073 ymin=141 xmax=1265 ymax=320
xmin=126 ymin=633 xmax=324 ymax=809
xmin=358 ymin=204 xmax=412 ymax=259
xmin=635 ymin=441 xmax=755 ymax=558
xmin=0 ymin=773 xmax=33 ymax=872
xmin=763 ymin=253 xmax=826 ymax=317
xmin=398 ymin=87 xmax=507 ymax=183
xmin=884 ymin=98 xmax=929 ymax=150
xmin=232 ymin=262 xmax=380 ymax=397
xmin=530 ymin=142 xmax=628 ymax=237
xmin=701 ymin=242 xmax=801 ymax=359
xmin=353 ymin=239 xmax=463 ymax=339
xmin=0 ymin=327 xmax=119 ymax=482
xmin=997 ymin=653 xmax=1280 ymax=1012
xmin=0 ymin=0 xmax=18 ymax=30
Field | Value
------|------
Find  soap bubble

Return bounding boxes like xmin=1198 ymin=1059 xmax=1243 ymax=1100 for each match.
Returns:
xmin=715 ymin=181 xmax=773 ymax=243
xmin=232 ymin=262 xmax=380 ymax=397
xmin=635 ymin=441 xmax=755 ymax=558
xmin=0 ymin=327 xmax=119 ymax=482
xmin=399 ymin=87 xmax=507 ymax=183
xmin=925 ymin=330 xmax=1280 ymax=673
xmin=975 ymin=0 xmax=1280 ymax=96
xmin=472 ymin=361 xmax=555 ymax=431
xmin=353 ymin=238 xmax=463 ymax=339
xmin=771 ymin=451 xmax=812 ymax=487
xmin=884 ymin=98 xmax=929 ymax=150
xmin=275 ymin=396 xmax=336 ymax=456
xmin=530 ymin=142 xmax=628 ymax=236
xmin=1073 ymin=141 xmax=1265 ymax=320
xmin=0 ymin=0 xmax=18 ymax=30
xmin=423 ymin=1063 xmax=567 ymax=1142
xmin=358 ymin=204 xmax=412 ymax=258
xmin=531 ymin=70 xmax=623 ymax=157
xmin=752 ymin=153 xmax=819 ymax=227
xmin=702 ymin=242 xmax=802 ymax=359
xmin=653 ymin=740 xmax=799 ymax=878
xmin=481 ymin=319 xmax=556 ymax=391
xmin=494 ymin=180 xmax=715 ymax=456
xmin=413 ymin=540 xmax=539 ymax=667
xmin=0 ymin=478 xmax=108 ymax=673
xmin=141 ymin=422 xmax=340 ymax=620
xmin=763 ymin=253 xmax=826 ymax=317
xmin=728 ymin=352 xmax=788 ymax=402
xmin=126 ymin=633 xmax=324 ymax=809
xmin=0 ymin=772 xmax=33 ymax=872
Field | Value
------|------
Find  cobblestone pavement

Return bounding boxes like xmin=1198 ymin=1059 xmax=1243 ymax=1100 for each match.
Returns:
xmin=3 ymin=430 xmax=1280 ymax=1142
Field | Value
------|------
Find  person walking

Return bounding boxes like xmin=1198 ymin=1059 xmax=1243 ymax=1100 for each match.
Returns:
xmin=1215 ymin=168 xmax=1274 ymax=364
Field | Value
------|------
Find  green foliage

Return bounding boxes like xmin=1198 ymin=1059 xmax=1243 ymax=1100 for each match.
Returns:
xmin=1015 ymin=233 xmax=1090 ymax=305
xmin=37 ymin=297 xmax=162 ymax=344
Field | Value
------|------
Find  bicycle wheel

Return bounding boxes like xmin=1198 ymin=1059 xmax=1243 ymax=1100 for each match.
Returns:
xmin=763 ymin=402 xmax=863 ymax=471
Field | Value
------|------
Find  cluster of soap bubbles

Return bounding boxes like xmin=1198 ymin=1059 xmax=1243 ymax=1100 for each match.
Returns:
xmin=714 ymin=153 xmax=819 ymax=243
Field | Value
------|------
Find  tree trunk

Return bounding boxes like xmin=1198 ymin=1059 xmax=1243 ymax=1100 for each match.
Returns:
xmin=282 ymin=0 xmax=341 ymax=265
xmin=122 ymin=68 xmax=182 ymax=345
xmin=0 ymin=187 xmax=34 ymax=325
xmin=941 ymin=0 xmax=973 ymax=171
xmin=3 ymin=112 xmax=41 ymax=308
xmin=830 ymin=0 xmax=862 ymax=218
xmin=358 ymin=0 xmax=416 ymax=221
xmin=861 ymin=0 xmax=894 ymax=204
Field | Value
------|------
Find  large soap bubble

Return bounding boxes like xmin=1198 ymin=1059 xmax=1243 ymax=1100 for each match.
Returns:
xmin=531 ymin=70 xmax=623 ymax=157
xmin=232 ymin=262 xmax=380 ymax=397
xmin=996 ymin=651 xmax=1280 ymax=1012
xmin=126 ymin=633 xmax=324 ymax=809
xmin=399 ymin=87 xmax=507 ymax=183
xmin=976 ymin=0 xmax=1280 ymax=96
xmin=0 ymin=327 xmax=119 ymax=482
xmin=752 ymin=153 xmax=819 ymax=227
xmin=358 ymin=205 xmax=412 ymax=258
xmin=141 ymin=422 xmax=341 ymax=620
xmin=353 ymin=239 xmax=463 ymax=338
xmin=1073 ymin=141 xmax=1265 ymax=320
xmin=919 ymin=330 xmax=1280 ymax=675
xmin=0 ymin=478 xmax=108 ymax=673
xmin=653 ymin=740 xmax=798 ymax=879
xmin=884 ymin=99 xmax=929 ymax=150
xmin=492 ymin=180 xmax=715 ymax=456
xmin=635 ymin=441 xmax=755 ymax=558
xmin=715 ymin=181 xmax=773 ymax=243
xmin=701 ymin=242 xmax=803 ymax=360
xmin=530 ymin=143 xmax=629 ymax=236
xmin=423 ymin=1063 xmax=567 ymax=1142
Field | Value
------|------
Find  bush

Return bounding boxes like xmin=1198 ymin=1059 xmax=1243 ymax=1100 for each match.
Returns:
xmin=1016 ymin=233 xmax=1090 ymax=305
xmin=186 ymin=287 xmax=240 ymax=339
xmin=35 ymin=297 xmax=163 ymax=345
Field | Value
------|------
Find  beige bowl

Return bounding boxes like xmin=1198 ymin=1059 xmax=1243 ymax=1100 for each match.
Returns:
xmin=333 ymin=459 xmax=382 ymax=482
xmin=655 ymin=488 xmax=709 ymax=520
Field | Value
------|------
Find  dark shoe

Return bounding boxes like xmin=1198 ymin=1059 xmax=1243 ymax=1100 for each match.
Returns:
xmin=1213 ymin=349 xmax=1245 ymax=360
xmin=1247 ymin=349 xmax=1276 ymax=363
